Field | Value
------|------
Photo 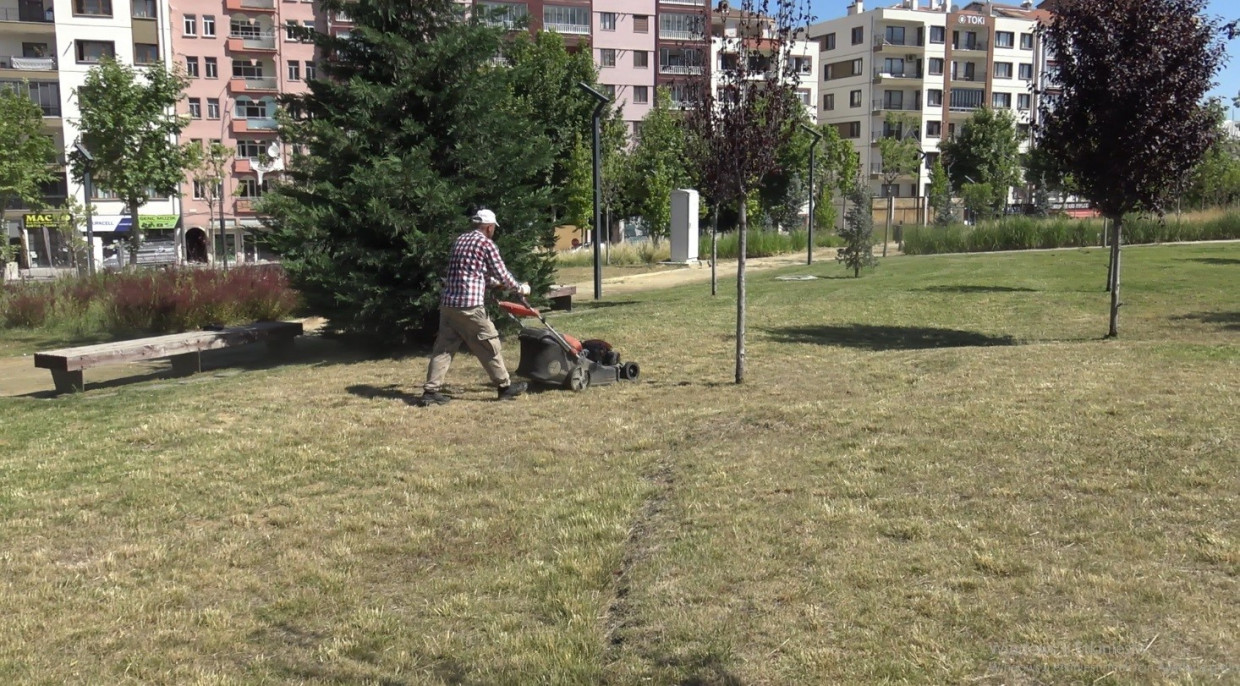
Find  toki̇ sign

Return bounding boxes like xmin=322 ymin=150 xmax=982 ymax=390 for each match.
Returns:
xmin=958 ymin=14 xmax=987 ymax=25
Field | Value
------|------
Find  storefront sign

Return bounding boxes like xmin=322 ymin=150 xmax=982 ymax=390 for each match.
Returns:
xmin=22 ymin=213 xmax=64 ymax=230
xmin=140 ymin=214 xmax=180 ymax=230
xmin=88 ymin=214 xmax=180 ymax=233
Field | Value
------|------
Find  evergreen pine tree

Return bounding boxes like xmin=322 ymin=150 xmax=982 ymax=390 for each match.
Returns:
xmin=836 ymin=181 xmax=877 ymax=278
xmin=261 ymin=0 xmax=557 ymax=343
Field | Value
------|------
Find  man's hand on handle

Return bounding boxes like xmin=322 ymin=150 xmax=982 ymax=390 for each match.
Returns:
xmin=516 ymin=283 xmax=531 ymax=296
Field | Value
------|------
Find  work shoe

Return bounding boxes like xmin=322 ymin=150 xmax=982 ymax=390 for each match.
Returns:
xmin=497 ymin=381 xmax=528 ymax=401
xmin=412 ymin=391 xmax=450 ymax=407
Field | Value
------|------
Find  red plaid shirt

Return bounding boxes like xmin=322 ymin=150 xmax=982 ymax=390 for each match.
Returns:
xmin=440 ymin=229 xmax=521 ymax=309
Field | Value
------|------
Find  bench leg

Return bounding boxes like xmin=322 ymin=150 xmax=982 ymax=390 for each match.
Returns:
xmin=267 ymin=336 xmax=296 ymax=356
xmin=170 ymin=352 xmax=202 ymax=376
xmin=50 ymin=369 xmax=84 ymax=393
xmin=551 ymin=295 xmax=573 ymax=312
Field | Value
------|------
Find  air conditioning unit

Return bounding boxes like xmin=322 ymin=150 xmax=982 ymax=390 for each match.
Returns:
xmin=906 ymin=54 xmax=917 ymax=61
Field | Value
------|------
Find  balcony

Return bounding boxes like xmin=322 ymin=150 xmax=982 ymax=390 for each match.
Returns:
xmin=659 ymin=63 xmax=703 ymax=75
xmin=872 ymin=98 xmax=920 ymax=113
xmin=0 ymin=4 xmax=55 ymax=34
xmin=873 ymin=34 xmax=925 ymax=51
xmin=0 ymin=55 xmax=56 ymax=77
xmin=950 ymin=68 xmax=987 ymax=83
xmin=234 ymin=198 xmax=257 ymax=214
xmin=233 ymin=158 xmax=254 ymax=174
xmin=659 ymin=28 xmax=704 ymax=41
xmin=873 ymin=67 xmax=922 ymax=80
xmin=230 ymin=117 xmax=278 ymax=134
xmin=228 ymin=76 xmax=277 ymax=93
xmin=543 ymin=21 xmax=589 ymax=35
xmin=227 ymin=34 xmax=277 ymax=52
xmin=949 ymin=88 xmax=985 ymax=112
xmin=224 ymin=0 xmax=275 ymax=12
xmin=660 ymin=0 xmax=703 ymax=5
xmin=952 ymin=38 xmax=988 ymax=52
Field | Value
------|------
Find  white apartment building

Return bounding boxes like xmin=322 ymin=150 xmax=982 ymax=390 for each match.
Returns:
xmin=808 ymin=0 xmax=1049 ymax=200
xmin=710 ymin=8 xmax=818 ymax=120
xmin=2 ymin=0 xmax=180 ymax=268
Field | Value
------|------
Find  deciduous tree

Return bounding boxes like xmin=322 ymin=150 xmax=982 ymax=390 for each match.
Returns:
xmin=69 ymin=57 xmax=190 ymax=264
xmin=1038 ymin=0 xmax=1225 ymax=337
xmin=877 ymin=111 xmax=921 ymax=254
xmin=0 ymin=85 xmax=57 ymax=237
xmin=186 ymin=142 xmax=233 ymax=266
xmin=939 ymin=106 xmax=1020 ymax=215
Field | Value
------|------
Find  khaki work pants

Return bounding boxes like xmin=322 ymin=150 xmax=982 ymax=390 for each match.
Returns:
xmin=424 ymin=306 xmax=511 ymax=392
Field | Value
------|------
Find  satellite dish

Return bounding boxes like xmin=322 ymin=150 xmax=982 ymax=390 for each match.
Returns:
xmin=266 ymin=143 xmax=281 ymax=159
xmin=255 ymin=144 xmax=284 ymax=186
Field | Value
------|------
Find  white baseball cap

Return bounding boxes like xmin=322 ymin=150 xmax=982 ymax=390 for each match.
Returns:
xmin=470 ymin=209 xmax=499 ymax=226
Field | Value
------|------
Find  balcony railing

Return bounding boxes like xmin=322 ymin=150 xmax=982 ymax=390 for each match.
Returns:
xmin=660 ymin=0 xmax=703 ymax=5
xmin=659 ymin=29 xmax=703 ymax=40
xmin=952 ymin=39 xmax=988 ymax=52
xmin=229 ymin=33 xmax=277 ymax=50
xmin=235 ymin=76 xmax=277 ymax=91
xmin=873 ymin=98 xmax=920 ymax=112
xmin=244 ymin=117 xmax=277 ymax=130
xmin=873 ymin=67 xmax=922 ymax=80
xmin=873 ymin=35 xmax=925 ymax=48
xmin=239 ymin=0 xmax=274 ymax=8
xmin=543 ymin=21 xmax=589 ymax=35
xmin=660 ymin=64 xmax=703 ymax=75
xmin=951 ymin=68 xmax=987 ymax=82
xmin=0 ymin=6 xmax=53 ymax=22
xmin=0 ymin=56 xmax=56 ymax=70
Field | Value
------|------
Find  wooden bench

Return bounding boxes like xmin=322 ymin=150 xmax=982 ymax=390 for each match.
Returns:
xmin=33 ymin=321 xmax=304 ymax=393
xmin=547 ymin=285 xmax=577 ymax=312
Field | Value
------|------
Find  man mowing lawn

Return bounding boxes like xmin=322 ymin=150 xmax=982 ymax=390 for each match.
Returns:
xmin=415 ymin=209 xmax=530 ymax=407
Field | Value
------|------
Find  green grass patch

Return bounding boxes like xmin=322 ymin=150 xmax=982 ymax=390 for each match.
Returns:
xmin=0 ymin=243 xmax=1236 ymax=683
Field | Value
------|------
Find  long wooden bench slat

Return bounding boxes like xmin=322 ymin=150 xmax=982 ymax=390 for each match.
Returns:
xmin=34 ymin=321 xmax=303 ymax=372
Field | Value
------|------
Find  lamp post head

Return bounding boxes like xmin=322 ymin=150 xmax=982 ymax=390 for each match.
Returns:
xmin=74 ymin=141 xmax=94 ymax=163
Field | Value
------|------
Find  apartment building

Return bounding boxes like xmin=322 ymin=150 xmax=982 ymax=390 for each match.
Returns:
xmin=170 ymin=0 xmax=316 ymax=263
xmin=593 ymin=1 xmax=656 ymax=132
xmin=2 ymin=0 xmax=178 ymax=268
xmin=808 ymin=0 xmax=1049 ymax=200
xmin=710 ymin=8 xmax=818 ymax=120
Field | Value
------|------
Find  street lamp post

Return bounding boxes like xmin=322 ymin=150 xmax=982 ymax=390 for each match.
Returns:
xmin=74 ymin=142 xmax=96 ymax=275
xmin=800 ymin=123 xmax=822 ymax=265
xmin=577 ymin=82 xmax=610 ymax=301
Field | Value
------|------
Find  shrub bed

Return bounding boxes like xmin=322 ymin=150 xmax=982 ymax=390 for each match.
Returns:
xmin=555 ymin=230 xmax=844 ymax=267
xmin=902 ymin=212 xmax=1240 ymax=255
xmin=0 ymin=265 xmax=300 ymax=336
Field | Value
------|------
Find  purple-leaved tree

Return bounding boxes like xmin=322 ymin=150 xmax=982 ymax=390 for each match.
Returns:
xmin=1037 ymin=0 xmax=1226 ymax=338
xmin=684 ymin=0 xmax=810 ymax=383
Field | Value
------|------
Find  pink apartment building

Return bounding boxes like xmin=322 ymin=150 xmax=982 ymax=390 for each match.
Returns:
xmin=592 ymin=0 xmax=657 ymax=137
xmin=169 ymin=0 xmax=316 ymax=263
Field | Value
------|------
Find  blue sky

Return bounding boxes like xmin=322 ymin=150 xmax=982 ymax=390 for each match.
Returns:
xmin=805 ymin=0 xmax=1240 ymax=112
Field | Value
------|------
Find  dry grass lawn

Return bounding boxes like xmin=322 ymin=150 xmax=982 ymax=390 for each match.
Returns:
xmin=0 ymin=243 xmax=1236 ymax=685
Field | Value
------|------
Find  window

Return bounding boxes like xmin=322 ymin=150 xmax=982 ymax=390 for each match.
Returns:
xmin=600 ymin=48 xmax=616 ymax=67
xmin=600 ymin=11 xmax=615 ymax=31
xmin=851 ymin=26 xmax=863 ymax=45
xmin=237 ymin=139 xmax=265 ymax=159
xmin=884 ymin=26 xmax=905 ymax=45
xmin=995 ymin=31 xmax=1014 ymax=48
xmin=927 ymin=88 xmax=942 ymax=106
xmin=237 ymin=178 xmax=269 ymax=198
xmin=134 ymin=43 xmax=159 ymax=65
xmin=305 ymin=61 xmax=316 ymax=79
xmin=233 ymin=59 xmax=264 ymax=79
xmin=232 ymin=17 xmax=263 ymax=39
xmin=183 ymin=14 xmax=196 ymax=36
xmin=923 ymin=152 xmax=939 ymax=170
xmin=206 ymin=98 xmax=220 ymax=119
xmin=797 ymin=89 xmax=811 ymax=106
xmin=132 ymin=0 xmax=155 ymax=17
xmin=1020 ymin=32 xmax=1033 ymax=49
xmin=992 ymin=92 xmax=1011 ymax=108
xmin=288 ymin=60 xmax=300 ymax=80
xmin=602 ymin=84 xmax=616 ymax=99
xmin=928 ymin=58 xmax=943 ymax=76
xmin=849 ymin=89 xmax=861 ymax=107
xmin=823 ymin=33 xmax=836 ymax=50
xmin=22 ymin=42 xmax=50 ymax=57
xmin=994 ymin=62 xmax=1012 ymax=79
xmin=634 ymin=51 xmax=648 ymax=68
xmin=844 ymin=121 xmax=861 ymax=138
xmin=883 ymin=57 xmax=905 ymax=76
xmin=793 ymin=57 xmax=812 ymax=74
xmin=851 ymin=58 xmax=863 ymax=76
xmin=203 ymin=15 xmax=216 ymax=37
xmin=190 ymin=138 xmax=202 ymax=149
xmin=1017 ymin=93 xmax=1031 ymax=110
xmin=188 ymin=98 xmax=201 ymax=118
xmin=73 ymin=0 xmax=111 ymax=16
xmin=185 ymin=56 xmax=199 ymax=77
xmin=205 ymin=57 xmax=218 ymax=78
xmin=633 ymin=86 xmax=648 ymax=104
xmin=285 ymin=20 xmax=299 ymax=41
xmin=926 ymin=120 xmax=941 ymax=138
xmin=236 ymin=98 xmax=269 ymax=119
xmin=633 ymin=15 xmax=649 ymax=33
xmin=1019 ymin=63 xmax=1033 ymax=80
xmin=883 ymin=90 xmax=903 ymax=109
xmin=544 ymin=5 xmax=590 ymax=34
xmin=1017 ymin=123 xmax=1031 ymax=138
xmin=659 ymin=12 xmax=701 ymax=40
xmin=824 ymin=93 xmax=834 ymax=110
xmin=75 ymin=40 xmax=114 ymax=63
xmin=929 ymin=26 xmax=945 ymax=44
xmin=193 ymin=180 xmax=207 ymax=199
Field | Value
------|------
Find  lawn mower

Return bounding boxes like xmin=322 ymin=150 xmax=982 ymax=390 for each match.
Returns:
xmin=497 ymin=297 xmax=639 ymax=392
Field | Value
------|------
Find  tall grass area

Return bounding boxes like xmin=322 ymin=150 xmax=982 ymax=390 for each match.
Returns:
xmin=556 ymin=230 xmax=844 ymax=267
xmin=903 ymin=211 xmax=1240 ymax=255
xmin=0 ymin=265 xmax=300 ymax=337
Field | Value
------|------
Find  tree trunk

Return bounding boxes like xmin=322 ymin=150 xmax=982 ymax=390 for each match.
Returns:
xmin=1107 ymin=217 xmax=1122 ymax=338
xmin=884 ymin=191 xmax=892 ymax=258
xmin=710 ymin=207 xmax=719 ymax=296
xmin=736 ymin=199 xmax=747 ymax=385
